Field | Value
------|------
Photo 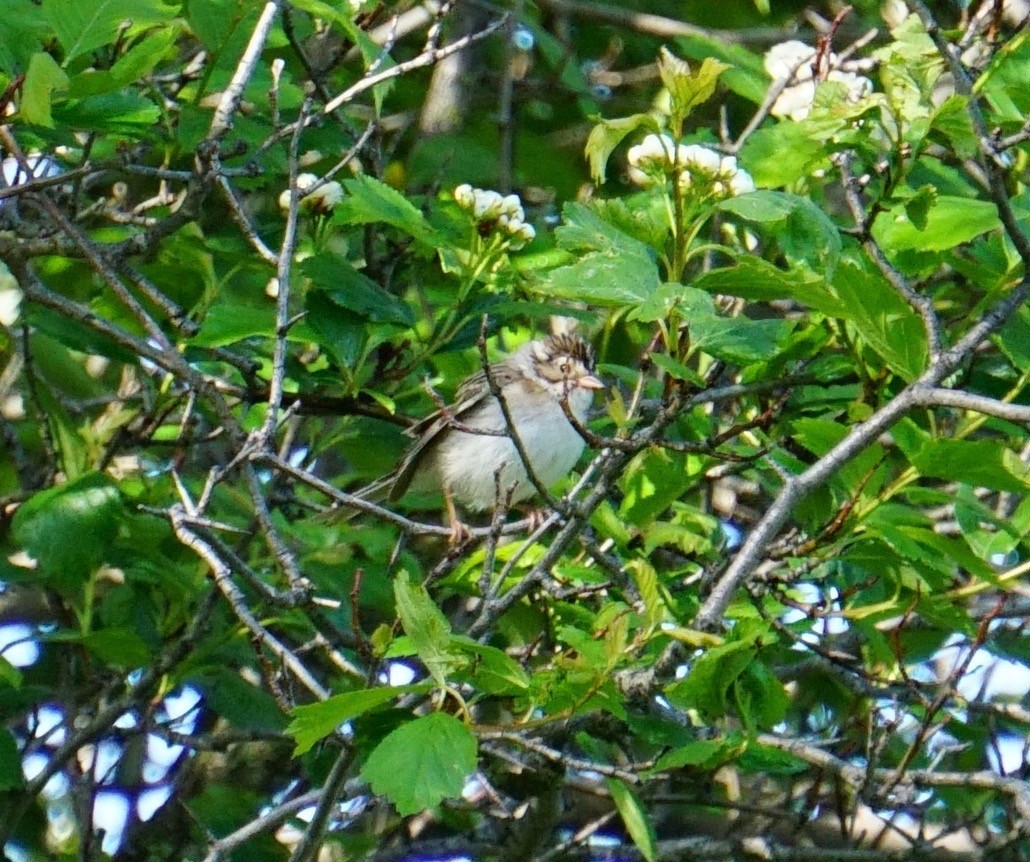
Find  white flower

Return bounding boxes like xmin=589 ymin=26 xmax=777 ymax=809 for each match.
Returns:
xmin=765 ymin=40 xmax=872 ymax=120
xmin=627 ymin=133 xmax=675 ymax=168
xmin=454 ymin=183 xmax=475 ymax=208
xmin=763 ymin=40 xmax=819 ymax=83
xmin=500 ymin=193 xmax=524 ymax=219
xmin=279 ymin=173 xmax=343 ymax=214
xmin=718 ymin=155 xmax=739 ymax=177
xmin=0 ymin=286 xmax=21 ymax=327
xmin=453 ymin=184 xmax=534 ymax=247
xmin=677 ymin=144 xmax=723 ymax=175
xmin=728 ymin=170 xmax=755 ymax=195
xmin=472 ymin=189 xmax=505 ymax=219
xmin=308 ymin=180 xmax=343 ymax=212
xmin=828 ymin=70 xmax=873 ymax=101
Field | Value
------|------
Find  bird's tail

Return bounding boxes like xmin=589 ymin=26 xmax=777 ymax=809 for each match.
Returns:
xmin=315 ymin=473 xmax=394 ymax=524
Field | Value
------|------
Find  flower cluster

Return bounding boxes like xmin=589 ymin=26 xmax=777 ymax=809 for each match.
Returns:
xmin=626 ymin=134 xmax=755 ymax=197
xmin=764 ymin=40 xmax=873 ymax=121
xmin=453 ymin=184 xmax=536 ymax=248
xmin=278 ymin=173 xmax=344 ymax=215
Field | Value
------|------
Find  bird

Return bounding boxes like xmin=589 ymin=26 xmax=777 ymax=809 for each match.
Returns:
xmin=368 ymin=332 xmax=603 ymax=540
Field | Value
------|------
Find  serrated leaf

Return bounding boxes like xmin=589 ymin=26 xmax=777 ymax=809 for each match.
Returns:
xmin=873 ymin=195 xmax=1000 ymax=253
xmin=657 ymin=49 xmax=728 ymax=130
xmin=740 ymin=120 xmax=826 ymax=187
xmin=909 ymin=439 xmax=1030 ymax=493
xmin=543 ymin=204 xmax=661 ymax=306
xmin=718 ymin=190 xmax=841 ymax=275
xmin=361 ymin=713 xmax=477 ymax=815
xmin=903 ymin=185 xmax=938 ymax=231
xmin=43 ymin=0 xmax=179 ymax=63
xmin=455 ymin=641 xmax=530 ymax=695
xmin=734 ymin=661 xmax=788 ymax=730
xmin=832 ymin=260 xmax=928 ymax=380
xmin=692 ymin=258 xmax=846 ymax=317
xmin=654 ymin=738 xmax=740 ymax=771
xmin=335 ymin=175 xmax=443 ymax=247
xmin=607 ymin=778 xmax=657 ymax=862
xmin=665 ymin=640 xmax=757 ymax=719
xmin=300 ymin=253 xmax=413 ymax=325
xmin=305 ymin=291 xmax=366 ymax=368
xmin=394 ymin=571 xmax=455 ymax=688
xmin=585 ymin=114 xmax=656 ymax=184
xmin=54 ymin=91 xmax=161 ymax=133
xmin=288 ymin=686 xmax=419 ymax=755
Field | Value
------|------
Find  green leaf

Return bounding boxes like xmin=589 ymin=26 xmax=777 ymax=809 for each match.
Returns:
xmin=21 ymin=52 xmax=69 ymax=127
xmin=187 ymin=0 xmax=261 ymax=56
xmin=191 ymin=668 xmax=288 ymax=733
xmin=657 ymin=49 xmax=729 ymax=131
xmin=584 ymin=114 xmax=656 ymax=184
xmin=335 ymin=175 xmax=443 ymax=247
xmin=718 ymin=190 xmax=842 ymax=275
xmin=300 ymin=253 xmax=413 ymax=326
xmin=0 ymin=656 xmax=22 ymax=690
xmin=82 ymin=627 xmax=152 ymax=668
xmin=674 ymin=34 xmax=769 ymax=104
xmin=54 ymin=92 xmax=161 ymax=134
xmin=832 ymin=261 xmax=928 ymax=379
xmin=456 ymin=641 xmax=530 ymax=695
xmin=607 ymin=779 xmax=657 ymax=862
xmin=740 ymin=120 xmax=826 ymax=187
xmin=43 ymin=0 xmax=179 ymax=63
xmin=734 ymin=661 xmax=788 ymax=730
xmin=691 ymin=315 xmax=793 ymax=365
xmin=12 ymin=473 xmax=124 ymax=592
xmin=904 ymin=185 xmax=938 ymax=231
xmin=305 ymin=291 xmax=366 ymax=368
xmin=0 ymin=0 xmax=51 ymax=74
xmin=361 ymin=712 xmax=477 ymax=815
xmin=394 ymin=571 xmax=455 ymax=688
xmin=542 ymin=204 xmax=661 ymax=306
xmin=68 ymin=28 xmax=179 ymax=97
xmin=908 ymin=439 xmax=1030 ymax=493
xmin=996 ymin=304 xmax=1030 ymax=369
xmin=930 ymin=95 xmax=978 ymax=157
xmin=654 ymin=738 xmax=740 ymax=771
xmin=0 ymin=729 xmax=24 ymax=791
xmin=692 ymin=258 xmax=846 ymax=317
xmin=665 ymin=640 xmax=756 ymax=720
xmin=288 ymin=686 xmax=417 ymax=755
xmin=872 ymin=195 xmax=1000 ymax=253
xmin=621 ymin=449 xmax=698 ymax=524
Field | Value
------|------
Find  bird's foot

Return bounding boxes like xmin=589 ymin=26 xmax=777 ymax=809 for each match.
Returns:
xmin=523 ymin=507 xmax=551 ymax=532
xmin=448 ymin=518 xmax=472 ymax=546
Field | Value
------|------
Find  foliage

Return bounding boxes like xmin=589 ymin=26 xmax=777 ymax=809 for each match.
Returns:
xmin=0 ymin=0 xmax=1028 ymax=860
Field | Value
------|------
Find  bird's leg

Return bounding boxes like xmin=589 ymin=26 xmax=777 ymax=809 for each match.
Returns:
xmin=443 ymin=485 xmax=472 ymax=545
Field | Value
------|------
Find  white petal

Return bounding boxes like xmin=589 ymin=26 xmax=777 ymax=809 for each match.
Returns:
xmin=678 ymin=144 xmax=722 ymax=174
xmin=763 ymin=40 xmax=817 ymax=81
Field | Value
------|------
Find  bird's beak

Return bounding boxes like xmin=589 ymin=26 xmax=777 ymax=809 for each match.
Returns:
xmin=577 ymin=374 xmax=605 ymax=391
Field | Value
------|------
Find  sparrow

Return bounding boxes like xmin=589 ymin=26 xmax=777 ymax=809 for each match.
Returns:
xmin=384 ymin=332 xmax=604 ymax=537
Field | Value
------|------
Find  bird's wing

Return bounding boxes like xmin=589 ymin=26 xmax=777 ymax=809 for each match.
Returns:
xmin=390 ymin=362 xmax=522 ymax=501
